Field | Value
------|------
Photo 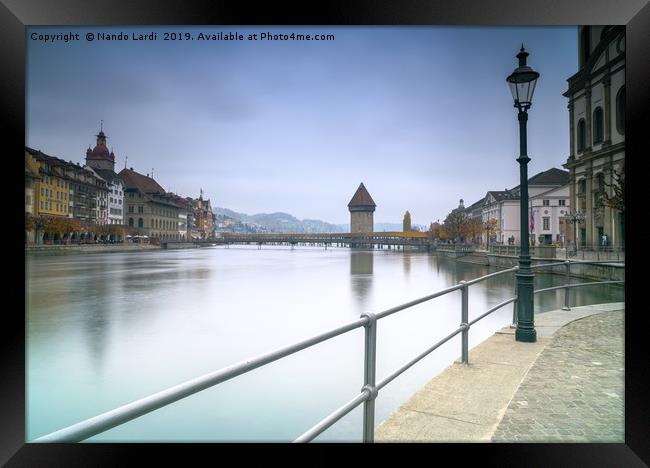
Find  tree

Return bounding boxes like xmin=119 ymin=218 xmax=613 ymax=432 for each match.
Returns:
xmin=108 ymin=224 xmax=125 ymax=238
xmin=403 ymin=211 xmax=411 ymax=232
xmin=599 ymin=165 xmax=625 ymax=213
xmin=68 ymin=219 xmax=83 ymax=233
xmin=31 ymin=215 xmax=50 ymax=244
xmin=25 ymin=213 xmax=35 ymax=244
xmin=47 ymin=217 xmax=71 ymax=240
xmin=94 ymin=224 xmax=109 ymax=238
xmin=38 ymin=215 xmax=56 ymax=242
xmin=466 ymin=218 xmax=483 ymax=243
xmin=25 ymin=213 xmax=34 ymax=231
xmin=484 ymin=218 xmax=499 ymax=247
xmin=443 ymin=210 xmax=470 ymax=242
xmin=428 ymin=221 xmax=447 ymax=240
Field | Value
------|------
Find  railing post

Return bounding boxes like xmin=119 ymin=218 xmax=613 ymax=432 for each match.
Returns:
xmin=511 ymin=274 xmax=518 ymax=328
xmin=360 ymin=311 xmax=377 ymax=443
xmin=562 ymin=260 xmax=571 ymax=310
xmin=460 ymin=281 xmax=469 ymax=365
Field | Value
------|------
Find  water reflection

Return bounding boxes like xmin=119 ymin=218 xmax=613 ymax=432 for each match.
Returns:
xmin=81 ymin=278 xmax=111 ymax=373
xmin=350 ymin=251 xmax=373 ymax=307
xmin=25 ymin=248 xmax=624 ymax=442
xmin=402 ymin=253 xmax=411 ymax=276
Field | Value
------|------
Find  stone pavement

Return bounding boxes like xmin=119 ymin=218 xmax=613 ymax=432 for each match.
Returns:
xmin=374 ymin=302 xmax=624 ymax=442
xmin=491 ymin=310 xmax=624 ymax=442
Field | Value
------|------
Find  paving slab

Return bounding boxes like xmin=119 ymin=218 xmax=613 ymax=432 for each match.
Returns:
xmin=375 ymin=302 xmax=624 ymax=443
xmin=492 ymin=309 xmax=624 ymax=443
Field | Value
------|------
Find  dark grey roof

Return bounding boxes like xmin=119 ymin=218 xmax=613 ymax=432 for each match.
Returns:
xmin=528 ymin=168 xmax=570 ymax=186
xmin=466 ymin=197 xmax=486 ymax=211
xmin=93 ymin=168 xmax=123 ymax=184
xmin=486 ymin=190 xmax=519 ymax=203
xmin=510 ymin=168 xmax=570 ymax=192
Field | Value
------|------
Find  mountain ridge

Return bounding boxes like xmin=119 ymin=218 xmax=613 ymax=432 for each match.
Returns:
xmin=213 ymin=207 xmax=345 ymax=233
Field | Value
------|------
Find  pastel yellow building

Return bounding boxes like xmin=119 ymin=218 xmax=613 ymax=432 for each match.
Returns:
xmin=25 ymin=159 xmax=38 ymax=216
xmin=26 ymin=148 xmax=71 ymax=218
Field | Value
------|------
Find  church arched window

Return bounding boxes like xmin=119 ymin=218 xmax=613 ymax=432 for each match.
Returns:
xmin=616 ymin=87 xmax=625 ymax=135
xmin=592 ymin=107 xmax=603 ymax=144
xmin=577 ymin=119 xmax=586 ymax=153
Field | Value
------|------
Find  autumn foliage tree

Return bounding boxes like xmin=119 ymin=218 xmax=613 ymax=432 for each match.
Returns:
xmin=484 ymin=218 xmax=499 ymax=247
xmin=443 ymin=210 xmax=470 ymax=242
xmin=108 ymin=224 xmax=125 ymax=238
xmin=25 ymin=213 xmax=35 ymax=232
xmin=25 ymin=214 xmax=124 ymax=244
xmin=428 ymin=221 xmax=448 ymax=240
xmin=47 ymin=217 xmax=71 ymax=239
xmin=25 ymin=213 xmax=36 ymax=244
xmin=466 ymin=217 xmax=483 ymax=243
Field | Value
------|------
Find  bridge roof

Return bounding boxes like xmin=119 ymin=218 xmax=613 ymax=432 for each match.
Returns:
xmin=348 ymin=183 xmax=376 ymax=207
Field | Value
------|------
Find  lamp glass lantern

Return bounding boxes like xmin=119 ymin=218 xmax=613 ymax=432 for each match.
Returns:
xmin=506 ymin=46 xmax=540 ymax=110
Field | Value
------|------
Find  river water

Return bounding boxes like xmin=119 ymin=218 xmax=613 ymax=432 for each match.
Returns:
xmin=25 ymin=246 xmax=623 ymax=442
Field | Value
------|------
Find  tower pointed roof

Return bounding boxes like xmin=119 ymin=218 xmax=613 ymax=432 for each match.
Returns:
xmin=87 ymin=125 xmax=114 ymax=162
xmin=348 ymin=182 xmax=376 ymax=207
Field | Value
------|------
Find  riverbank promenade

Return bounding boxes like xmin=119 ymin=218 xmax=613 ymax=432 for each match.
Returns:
xmin=25 ymin=243 xmax=160 ymax=255
xmin=375 ymin=302 xmax=624 ymax=442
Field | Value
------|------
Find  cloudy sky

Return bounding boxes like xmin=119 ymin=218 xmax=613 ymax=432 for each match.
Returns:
xmin=27 ymin=26 xmax=577 ymax=226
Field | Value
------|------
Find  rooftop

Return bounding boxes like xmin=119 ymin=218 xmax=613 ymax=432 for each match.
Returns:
xmin=91 ymin=168 xmax=123 ymax=185
xmin=118 ymin=168 xmax=166 ymax=195
xmin=348 ymin=182 xmax=376 ymax=207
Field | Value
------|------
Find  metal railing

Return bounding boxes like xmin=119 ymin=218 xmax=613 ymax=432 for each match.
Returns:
xmin=33 ymin=259 xmax=624 ymax=444
xmin=564 ymin=243 xmax=625 ymax=261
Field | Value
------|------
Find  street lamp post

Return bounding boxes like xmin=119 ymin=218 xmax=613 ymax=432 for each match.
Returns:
xmin=507 ymin=45 xmax=540 ymax=343
xmin=483 ymin=220 xmax=493 ymax=251
xmin=564 ymin=210 xmax=585 ymax=257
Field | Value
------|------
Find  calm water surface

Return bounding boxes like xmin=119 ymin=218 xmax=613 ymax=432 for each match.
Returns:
xmin=26 ymin=246 xmax=623 ymax=442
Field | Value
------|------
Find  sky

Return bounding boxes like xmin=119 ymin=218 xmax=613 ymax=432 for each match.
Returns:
xmin=27 ymin=26 xmax=578 ymax=226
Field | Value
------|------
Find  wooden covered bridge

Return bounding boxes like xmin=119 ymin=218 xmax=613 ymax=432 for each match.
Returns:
xmin=164 ymin=232 xmax=439 ymax=250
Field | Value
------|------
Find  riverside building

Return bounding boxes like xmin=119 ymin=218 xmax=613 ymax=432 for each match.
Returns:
xmin=562 ymin=26 xmax=625 ymax=249
xmin=118 ymin=167 xmax=182 ymax=240
xmin=26 ymin=146 xmax=109 ymax=224
xmin=84 ymin=127 xmax=124 ymax=225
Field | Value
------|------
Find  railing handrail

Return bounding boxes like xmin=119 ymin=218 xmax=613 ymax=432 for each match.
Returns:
xmin=33 ymin=259 xmax=625 ymax=443
xmin=33 ymin=315 xmax=369 ymax=443
xmin=530 ymin=260 xmax=625 ymax=269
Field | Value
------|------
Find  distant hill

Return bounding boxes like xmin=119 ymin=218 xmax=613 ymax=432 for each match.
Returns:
xmin=213 ymin=207 xmax=344 ymax=233
xmin=338 ymin=222 xmax=428 ymax=232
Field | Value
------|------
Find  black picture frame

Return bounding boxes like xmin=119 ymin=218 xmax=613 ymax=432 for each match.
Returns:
xmin=3 ymin=0 xmax=645 ymax=465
